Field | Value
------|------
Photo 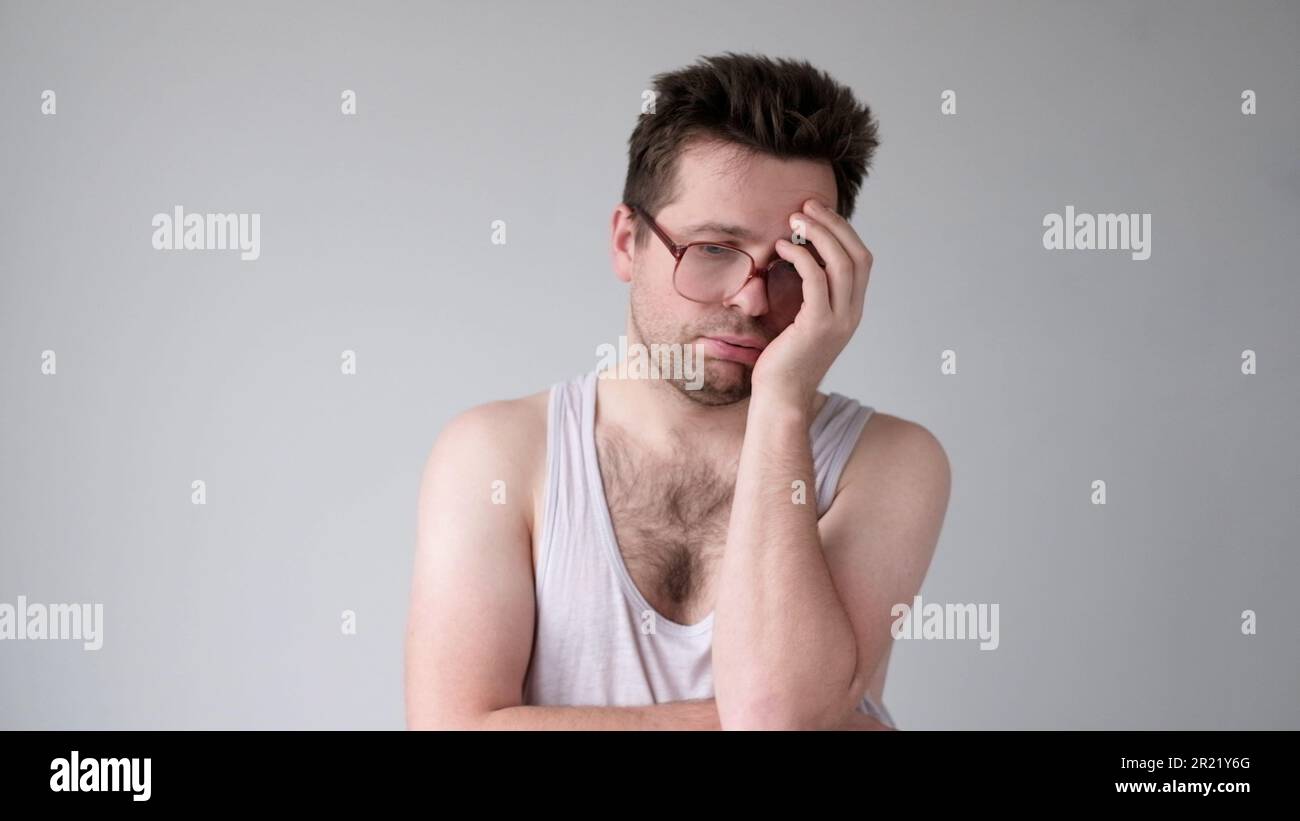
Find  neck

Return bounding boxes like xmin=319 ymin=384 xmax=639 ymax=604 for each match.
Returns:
xmin=595 ymin=363 xmax=751 ymax=455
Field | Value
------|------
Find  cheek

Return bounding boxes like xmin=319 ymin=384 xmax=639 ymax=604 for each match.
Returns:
xmin=632 ymin=272 xmax=697 ymax=340
xmin=632 ymin=262 xmax=680 ymax=314
xmin=637 ymin=258 xmax=678 ymax=299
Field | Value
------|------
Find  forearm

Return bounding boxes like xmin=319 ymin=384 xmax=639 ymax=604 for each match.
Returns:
xmin=470 ymin=699 xmax=722 ymax=730
xmin=712 ymin=397 xmax=861 ymax=730
xmin=430 ymin=699 xmax=889 ymax=731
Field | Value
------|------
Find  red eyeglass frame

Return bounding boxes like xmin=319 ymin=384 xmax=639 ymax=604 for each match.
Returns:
xmin=628 ymin=204 xmax=826 ymax=305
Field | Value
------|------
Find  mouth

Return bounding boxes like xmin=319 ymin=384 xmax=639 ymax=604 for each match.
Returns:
xmin=698 ymin=334 xmax=766 ymax=366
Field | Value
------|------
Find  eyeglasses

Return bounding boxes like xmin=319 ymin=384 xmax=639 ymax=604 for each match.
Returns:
xmin=629 ymin=205 xmax=824 ymax=328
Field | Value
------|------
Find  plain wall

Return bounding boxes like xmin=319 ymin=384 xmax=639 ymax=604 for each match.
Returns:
xmin=1 ymin=0 xmax=1296 ymax=729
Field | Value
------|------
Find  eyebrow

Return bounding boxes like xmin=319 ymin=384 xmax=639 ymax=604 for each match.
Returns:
xmin=679 ymin=221 xmax=763 ymax=242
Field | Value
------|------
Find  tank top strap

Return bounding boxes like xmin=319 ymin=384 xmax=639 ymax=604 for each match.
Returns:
xmin=533 ymin=371 xmax=592 ymax=598
xmin=811 ymin=393 xmax=875 ymax=517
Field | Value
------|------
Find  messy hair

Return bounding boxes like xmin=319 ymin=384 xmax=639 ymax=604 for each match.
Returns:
xmin=622 ymin=52 xmax=880 ymax=248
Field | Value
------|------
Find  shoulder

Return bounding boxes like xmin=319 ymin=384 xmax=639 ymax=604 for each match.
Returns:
xmin=419 ymin=388 xmax=551 ymax=522
xmin=425 ymin=389 xmax=550 ymax=470
xmin=830 ymin=410 xmax=951 ymax=549
xmin=852 ymin=411 xmax=950 ymax=484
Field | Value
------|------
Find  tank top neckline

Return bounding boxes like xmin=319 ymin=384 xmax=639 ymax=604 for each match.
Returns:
xmin=579 ymin=369 xmax=845 ymax=638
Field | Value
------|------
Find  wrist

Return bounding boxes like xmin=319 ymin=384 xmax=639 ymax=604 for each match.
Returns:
xmin=747 ymin=386 xmax=814 ymax=429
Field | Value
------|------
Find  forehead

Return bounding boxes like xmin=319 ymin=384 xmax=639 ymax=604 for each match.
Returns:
xmin=661 ymin=138 xmax=838 ymax=239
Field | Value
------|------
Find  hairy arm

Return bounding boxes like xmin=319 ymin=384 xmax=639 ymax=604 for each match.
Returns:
xmin=712 ymin=403 xmax=951 ymax=730
xmin=709 ymin=197 xmax=950 ymax=729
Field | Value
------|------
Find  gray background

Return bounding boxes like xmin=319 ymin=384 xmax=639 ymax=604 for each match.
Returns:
xmin=1 ymin=0 xmax=1296 ymax=729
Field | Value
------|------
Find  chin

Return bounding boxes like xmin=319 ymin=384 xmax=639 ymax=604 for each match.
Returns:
xmin=671 ymin=359 xmax=752 ymax=406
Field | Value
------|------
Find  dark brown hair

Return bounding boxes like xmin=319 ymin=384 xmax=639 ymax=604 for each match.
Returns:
xmin=622 ymin=52 xmax=880 ymax=248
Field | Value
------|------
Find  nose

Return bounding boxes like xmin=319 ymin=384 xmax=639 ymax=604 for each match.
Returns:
xmin=722 ymin=271 xmax=770 ymax=318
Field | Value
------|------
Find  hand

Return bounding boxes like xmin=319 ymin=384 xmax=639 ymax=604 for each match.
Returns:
xmin=750 ymin=198 xmax=873 ymax=415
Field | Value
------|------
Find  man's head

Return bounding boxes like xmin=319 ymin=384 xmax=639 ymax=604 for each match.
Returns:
xmin=613 ymin=52 xmax=880 ymax=405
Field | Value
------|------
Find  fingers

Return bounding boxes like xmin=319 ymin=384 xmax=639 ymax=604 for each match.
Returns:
xmin=775 ymin=236 xmax=831 ymax=319
xmin=789 ymin=208 xmax=854 ymax=316
xmin=799 ymin=199 xmax=873 ymax=320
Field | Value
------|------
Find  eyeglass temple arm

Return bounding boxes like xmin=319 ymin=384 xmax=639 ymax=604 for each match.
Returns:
xmin=628 ymin=204 xmax=686 ymax=259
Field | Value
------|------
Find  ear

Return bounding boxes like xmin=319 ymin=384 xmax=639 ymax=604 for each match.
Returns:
xmin=611 ymin=203 xmax=637 ymax=285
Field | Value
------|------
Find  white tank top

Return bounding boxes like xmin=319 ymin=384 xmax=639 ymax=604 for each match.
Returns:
xmin=522 ymin=369 xmax=896 ymax=728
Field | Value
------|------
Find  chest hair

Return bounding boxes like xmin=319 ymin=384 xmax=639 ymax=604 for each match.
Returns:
xmin=595 ymin=426 xmax=738 ymax=619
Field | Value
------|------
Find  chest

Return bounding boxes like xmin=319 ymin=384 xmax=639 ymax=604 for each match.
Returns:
xmin=595 ymin=430 xmax=737 ymax=626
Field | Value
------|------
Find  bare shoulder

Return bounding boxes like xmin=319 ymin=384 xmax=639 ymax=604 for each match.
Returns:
xmin=419 ymin=388 xmax=551 ymax=529
xmin=425 ymin=389 xmax=549 ymax=470
xmin=832 ymin=411 xmax=952 ymax=549
xmin=850 ymin=411 xmax=950 ymax=485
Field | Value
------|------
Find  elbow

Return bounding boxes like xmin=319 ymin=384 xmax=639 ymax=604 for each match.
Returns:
xmin=718 ymin=692 xmax=838 ymax=731
xmin=406 ymin=697 xmax=493 ymax=731
xmin=408 ymin=710 xmax=490 ymax=731
xmin=718 ymin=677 xmax=865 ymax=731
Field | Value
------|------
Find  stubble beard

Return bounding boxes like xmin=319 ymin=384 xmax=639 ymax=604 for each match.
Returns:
xmin=628 ymin=291 xmax=753 ymax=407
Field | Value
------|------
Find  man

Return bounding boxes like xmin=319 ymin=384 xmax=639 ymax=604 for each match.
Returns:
xmin=405 ymin=52 xmax=950 ymax=730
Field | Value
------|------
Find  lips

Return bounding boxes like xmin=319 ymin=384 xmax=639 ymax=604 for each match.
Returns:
xmin=710 ymin=334 xmax=768 ymax=351
xmin=699 ymin=334 xmax=766 ymax=366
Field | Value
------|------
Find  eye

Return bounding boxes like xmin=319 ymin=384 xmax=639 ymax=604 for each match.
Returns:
xmin=700 ymin=244 xmax=732 ymax=256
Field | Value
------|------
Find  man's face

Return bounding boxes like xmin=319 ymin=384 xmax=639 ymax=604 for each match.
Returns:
xmin=624 ymin=139 xmax=839 ymax=405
